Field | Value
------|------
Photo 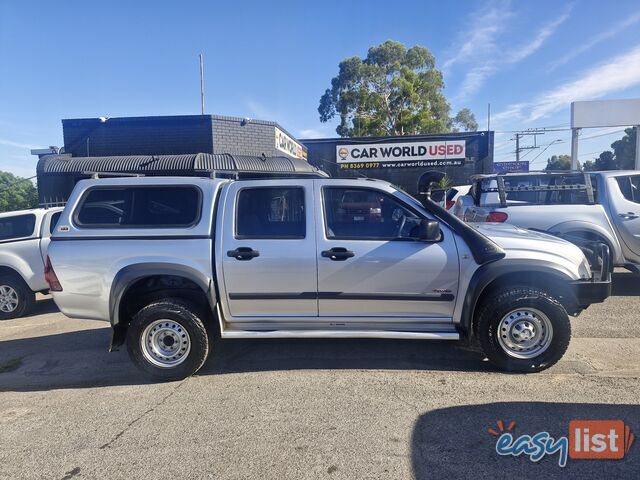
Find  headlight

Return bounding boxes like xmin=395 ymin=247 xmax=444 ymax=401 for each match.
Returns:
xmin=578 ymin=255 xmax=592 ymax=279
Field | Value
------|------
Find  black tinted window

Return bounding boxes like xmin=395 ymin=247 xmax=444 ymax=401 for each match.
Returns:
xmin=617 ymin=176 xmax=640 ymax=204
xmin=77 ymin=186 xmax=200 ymax=227
xmin=49 ymin=212 xmax=62 ymax=234
xmin=236 ymin=187 xmax=305 ymax=238
xmin=0 ymin=214 xmax=36 ymax=240
xmin=323 ymin=187 xmax=422 ymax=240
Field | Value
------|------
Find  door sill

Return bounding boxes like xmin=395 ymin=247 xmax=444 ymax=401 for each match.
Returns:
xmin=220 ymin=329 xmax=459 ymax=340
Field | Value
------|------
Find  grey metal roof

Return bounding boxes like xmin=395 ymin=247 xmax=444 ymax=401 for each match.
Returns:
xmin=37 ymin=153 xmax=320 ymax=175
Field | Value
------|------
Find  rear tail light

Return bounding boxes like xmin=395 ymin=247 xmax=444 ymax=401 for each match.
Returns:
xmin=486 ymin=212 xmax=509 ymax=223
xmin=44 ymin=255 xmax=63 ymax=292
xmin=446 ymin=200 xmax=455 ymax=210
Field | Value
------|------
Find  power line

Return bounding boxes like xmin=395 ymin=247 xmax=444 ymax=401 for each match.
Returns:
xmin=529 ymin=139 xmax=564 ymax=164
xmin=580 ymin=128 xmax=626 ymax=140
xmin=0 ymin=175 xmax=37 ymax=194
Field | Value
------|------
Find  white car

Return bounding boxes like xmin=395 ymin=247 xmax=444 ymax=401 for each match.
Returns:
xmin=0 ymin=207 xmax=63 ymax=318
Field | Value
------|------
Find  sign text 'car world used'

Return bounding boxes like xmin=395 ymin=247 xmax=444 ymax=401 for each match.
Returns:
xmin=336 ymin=140 xmax=466 ymax=169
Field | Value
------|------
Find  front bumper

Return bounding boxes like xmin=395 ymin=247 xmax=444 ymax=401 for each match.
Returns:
xmin=570 ymin=242 xmax=613 ymax=308
xmin=571 ymin=278 xmax=612 ymax=307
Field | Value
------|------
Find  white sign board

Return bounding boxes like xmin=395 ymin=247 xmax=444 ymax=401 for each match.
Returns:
xmin=275 ymin=127 xmax=306 ymax=159
xmin=336 ymin=140 xmax=466 ymax=164
xmin=571 ymin=99 xmax=640 ymax=128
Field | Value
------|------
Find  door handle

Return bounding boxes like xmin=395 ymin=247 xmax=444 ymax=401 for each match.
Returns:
xmin=321 ymin=247 xmax=355 ymax=261
xmin=619 ymin=212 xmax=639 ymax=219
xmin=227 ymin=247 xmax=260 ymax=261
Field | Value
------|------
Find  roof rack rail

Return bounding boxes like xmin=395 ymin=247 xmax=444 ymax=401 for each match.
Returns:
xmin=84 ymin=171 xmax=145 ymax=179
xmin=475 ymin=170 xmax=595 ymax=207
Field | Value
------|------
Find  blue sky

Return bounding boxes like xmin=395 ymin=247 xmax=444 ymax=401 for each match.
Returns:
xmin=1 ymin=0 xmax=640 ymax=178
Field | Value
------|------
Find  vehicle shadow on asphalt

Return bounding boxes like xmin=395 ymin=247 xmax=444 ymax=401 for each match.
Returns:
xmin=411 ymin=402 xmax=639 ymax=479
xmin=202 ymin=338 xmax=489 ymax=376
xmin=611 ymin=272 xmax=640 ymax=296
xmin=0 ymin=326 xmax=493 ymax=392
xmin=25 ymin=298 xmax=60 ymax=317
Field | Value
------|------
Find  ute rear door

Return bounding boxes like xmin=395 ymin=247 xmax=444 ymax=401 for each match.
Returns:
xmin=219 ymin=180 xmax=318 ymax=318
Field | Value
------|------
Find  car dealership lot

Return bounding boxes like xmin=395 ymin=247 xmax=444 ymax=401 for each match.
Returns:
xmin=1 ymin=271 xmax=639 ymax=479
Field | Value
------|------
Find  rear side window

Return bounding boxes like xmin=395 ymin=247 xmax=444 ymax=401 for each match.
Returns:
xmin=0 ymin=214 xmax=36 ymax=240
xmin=236 ymin=187 xmax=305 ymax=239
xmin=616 ymin=176 xmax=640 ymax=204
xmin=49 ymin=212 xmax=62 ymax=234
xmin=76 ymin=186 xmax=201 ymax=228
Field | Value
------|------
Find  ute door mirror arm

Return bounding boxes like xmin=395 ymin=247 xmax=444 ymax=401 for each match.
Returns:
xmin=417 ymin=219 xmax=441 ymax=242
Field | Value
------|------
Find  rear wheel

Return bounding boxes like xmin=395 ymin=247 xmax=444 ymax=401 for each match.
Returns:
xmin=0 ymin=275 xmax=35 ymax=320
xmin=127 ymin=299 xmax=210 ymax=381
xmin=476 ymin=287 xmax=571 ymax=372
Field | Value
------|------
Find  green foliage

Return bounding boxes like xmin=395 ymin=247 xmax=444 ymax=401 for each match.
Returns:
xmin=585 ymin=128 xmax=637 ymax=171
xmin=583 ymin=151 xmax=616 ymax=171
xmin=430 ymin=175 xmax=454 ymax=190
xmin=318 ymin=40 xmax=476 ymax=137
xmin=449 ymin=108 xmax=478 ymax=133
xmin=544 ymin=154 xmax=577 ymax=171
xmin=0 ymin=171 xmax=38 ymax=213
xmin=610 ymin=127 xmax=636 ymax=170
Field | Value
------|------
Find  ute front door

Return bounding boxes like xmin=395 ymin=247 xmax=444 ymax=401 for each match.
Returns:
xmin=314 ymin=180 xmax=459 ymax=321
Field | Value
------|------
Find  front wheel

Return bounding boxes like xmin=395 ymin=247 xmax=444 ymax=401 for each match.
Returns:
xmin=476 ymin=287 xmax=571 ymax=372
xmin=127 ymin=299 xmax=210 ymax=381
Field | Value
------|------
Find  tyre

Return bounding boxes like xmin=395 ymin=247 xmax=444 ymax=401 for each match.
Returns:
xmin=126 ymin=299 xmax=210 ymax=381
xmin=0 ymin=274 xmax=36 ymax=320
xmin=476 ymin=287 xmax=571 ymax=373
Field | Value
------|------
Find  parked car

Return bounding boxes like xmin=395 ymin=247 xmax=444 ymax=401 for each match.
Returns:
xmin=425 ymin=185 xmax=471 ymax=210
xmin=46 ymin=175 xmax=610 ymax=380
xmin=454 ymin=171 xmax=640 ymax=273
xmin=0 ymin=207 xmax=63 ymax=319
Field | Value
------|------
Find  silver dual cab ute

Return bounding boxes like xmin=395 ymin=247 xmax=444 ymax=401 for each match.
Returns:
xmin=47 ymin=175 xmax=611 ymax=380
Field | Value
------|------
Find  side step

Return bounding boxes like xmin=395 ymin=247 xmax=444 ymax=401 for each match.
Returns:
xmin=221 ymin=330 xmax=459 ymax=340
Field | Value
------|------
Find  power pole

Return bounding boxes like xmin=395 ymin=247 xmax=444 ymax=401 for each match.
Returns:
xmin=512 ymin=129 xmax=543 ymax=161
xmin=199 ymin=53 xmax=205 ymax=115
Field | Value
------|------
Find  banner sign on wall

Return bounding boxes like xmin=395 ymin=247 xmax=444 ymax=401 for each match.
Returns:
xmin=336 ymin=140 xmax=466 ymax=169
xmin=275 ymin=127 xmax=306 ymax=159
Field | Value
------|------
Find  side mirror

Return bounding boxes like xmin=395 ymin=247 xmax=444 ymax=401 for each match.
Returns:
xmin=417 ymin=219 xmax=441 ymax=242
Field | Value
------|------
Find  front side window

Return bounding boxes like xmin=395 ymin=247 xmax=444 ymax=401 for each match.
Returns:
xmin=323 ymin=187 xmax=422 ymax=240
xmin=236 ymin=187 xmax=305 ymax=239
xmin=616 ymin=176 xmax=640 ymax=204
xmin=0 ymin=214 xmax=36 ymax=241
xmin=76 ymin=186 xmax=201 ymax=227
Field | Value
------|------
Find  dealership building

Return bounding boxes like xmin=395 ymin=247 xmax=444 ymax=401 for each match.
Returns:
xmin=302 ymin=131 xmax=494 ymax=196
xmin=33 ymin=114 xmax=494 ymax=203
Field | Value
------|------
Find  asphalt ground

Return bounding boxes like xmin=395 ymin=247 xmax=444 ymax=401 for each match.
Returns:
xmin=0 ymin=270 xmax=639 ymax=479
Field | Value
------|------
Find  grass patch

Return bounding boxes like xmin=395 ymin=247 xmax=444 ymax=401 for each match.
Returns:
xmin=0 ymin=357 xmax=23 ymax=373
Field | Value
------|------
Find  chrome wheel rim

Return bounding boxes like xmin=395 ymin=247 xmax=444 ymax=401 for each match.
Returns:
xmin=0 ymin=285 xmax=19 ymax=313
xmin=497 ymin=308 xmax=553 ymax=359
xmin=141 ymin=319 xmax=191 ymax=368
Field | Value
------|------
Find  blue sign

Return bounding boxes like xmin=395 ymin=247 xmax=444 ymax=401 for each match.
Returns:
xmin=493 ymin=161 xmax=530 ymax=173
